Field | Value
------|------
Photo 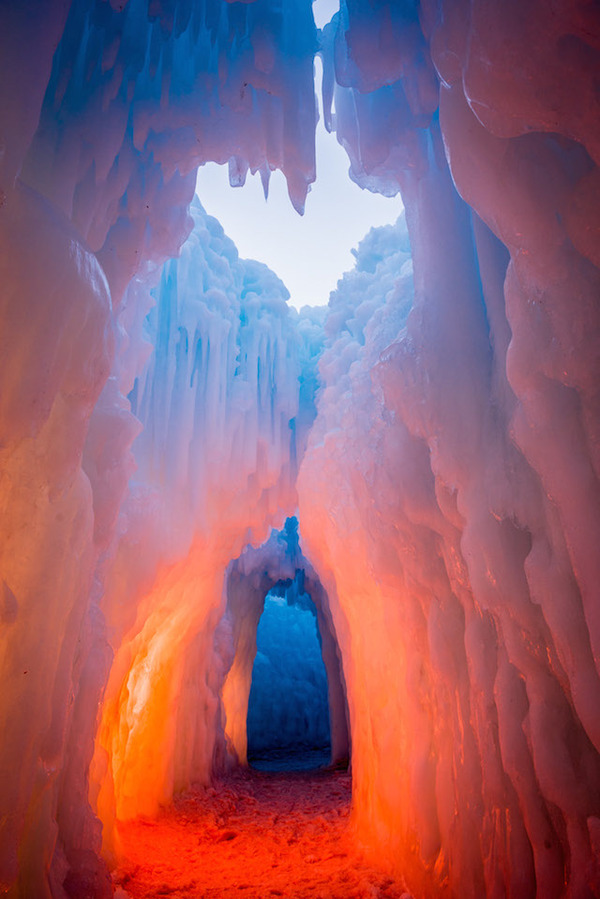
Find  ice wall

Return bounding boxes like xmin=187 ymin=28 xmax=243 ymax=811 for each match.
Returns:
xmin=299 ymin=2 xmax=600 ymax=896
xmin=91 ymin=200 xmax=305 ymax=851
xmin=0 ymin=182 xmax=115 ymax=899
xmin=0 ymin=3 xmax=319 ymax=894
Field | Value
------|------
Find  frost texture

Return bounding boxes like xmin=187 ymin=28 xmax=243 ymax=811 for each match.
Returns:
xmin=1 ymin=1 xmax=600 ymax=898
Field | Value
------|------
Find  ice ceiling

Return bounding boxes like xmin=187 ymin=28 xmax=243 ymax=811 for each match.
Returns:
xmin=1 ymin=1 xmax=600 ymax=898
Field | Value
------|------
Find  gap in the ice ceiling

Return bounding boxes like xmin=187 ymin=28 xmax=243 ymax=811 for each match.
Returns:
xmin=195 ymin=0 xmax=402 ymax=312
xmin=247 ymin=577 xmax=331 ymax=772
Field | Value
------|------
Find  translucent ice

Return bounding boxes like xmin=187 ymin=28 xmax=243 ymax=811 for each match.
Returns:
xmin=1 ymin=1 xmax=600 ymax=897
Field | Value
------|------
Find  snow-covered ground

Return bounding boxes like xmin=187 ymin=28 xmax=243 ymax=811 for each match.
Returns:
xmin=115 ymin=767 xmax=412 ymax=899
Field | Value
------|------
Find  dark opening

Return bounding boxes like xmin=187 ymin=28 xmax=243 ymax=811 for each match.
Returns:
xmin=247 ymin=576 xmax=331 ymax=771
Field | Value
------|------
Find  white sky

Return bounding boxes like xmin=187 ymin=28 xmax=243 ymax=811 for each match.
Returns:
xmin=195 ymin=0 xmax=403 ymax=311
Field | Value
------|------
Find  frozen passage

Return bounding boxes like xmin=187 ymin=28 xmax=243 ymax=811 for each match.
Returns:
xmin=246 ymin=583 xmax=331 ymax=761
xmin=1 ymin=1 xmax=600 ymax=898
xmin=216 ymin=518 xmax=349 ymax=775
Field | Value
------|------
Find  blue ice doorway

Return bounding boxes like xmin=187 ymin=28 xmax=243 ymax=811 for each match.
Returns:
xmin=246 ymin=577 xmax=331 ymax=771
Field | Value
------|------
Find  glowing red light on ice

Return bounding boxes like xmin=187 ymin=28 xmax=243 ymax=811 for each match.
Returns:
xmin=113 ymin=768 xmax=410 ymax=899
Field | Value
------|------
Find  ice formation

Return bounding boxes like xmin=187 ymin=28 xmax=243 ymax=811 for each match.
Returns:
xmin=1 ymin=1 xmax=600 ymax=897
xmin=217 ymin=518 xmax=348 ymax=772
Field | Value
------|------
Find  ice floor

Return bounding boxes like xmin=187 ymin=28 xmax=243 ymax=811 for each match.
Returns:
xmin=114 ymin=768 xmax=410 ymax=899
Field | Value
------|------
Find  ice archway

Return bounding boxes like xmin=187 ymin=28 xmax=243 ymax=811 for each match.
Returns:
xmin=245 ymin=585 xmax=332 ymax=765
xmin=218 ymin=521 xmax=349 ymax=772
xmin=1 ymin=2 xmax=600 ymax=898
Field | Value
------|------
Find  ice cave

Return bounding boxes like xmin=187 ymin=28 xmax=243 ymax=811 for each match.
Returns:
xmin=1 ymin=1 xmax=600 ymax=897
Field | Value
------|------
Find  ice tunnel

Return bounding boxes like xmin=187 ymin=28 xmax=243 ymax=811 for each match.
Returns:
xmin=217 ymin=520 xmax=349 ymax=774
xmin=2 ymin=1 xmax=600 ymax=897
xmin=246 ymin=584 xmax=332 ymax=770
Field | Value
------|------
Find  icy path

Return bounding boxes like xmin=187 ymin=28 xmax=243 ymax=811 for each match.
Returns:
xmin=114 ymin=767 xmax=410 ymax=899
